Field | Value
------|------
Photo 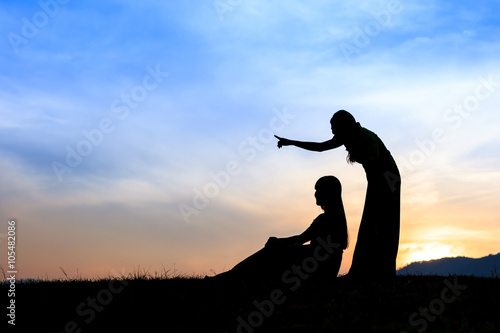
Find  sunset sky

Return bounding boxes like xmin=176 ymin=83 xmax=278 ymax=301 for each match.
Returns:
xmin=1 ymin=0 xmax=500 ymax=280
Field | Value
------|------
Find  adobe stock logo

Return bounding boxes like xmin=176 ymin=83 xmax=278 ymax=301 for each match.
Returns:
xmin=51 ymin=65 xmax=169 ymax=183
xmin=339 ymin=0 xmax=404 ymax=62
xmin=178 ymin=107 xmax=295 ymax=224
xmin=50 ymin=267 xmax=129 ymax=333
xmin=7 ymin=0 xmax=71 ymax=55
xmin=232 ymin=235 xmax=341 ymax=333
xmin=401 ymin=277 xmax=467 ymax=333
xmin=384 ymin=75 xmax=499 ymax=192
xmin=213 ymin=0 xmax=245 ymax=21
xmin=395 ymin=75 xmax=499 ymax=183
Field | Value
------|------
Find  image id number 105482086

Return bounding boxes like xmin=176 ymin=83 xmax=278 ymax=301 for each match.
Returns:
xmin=7 ymin=220 xmax=17 ymax=326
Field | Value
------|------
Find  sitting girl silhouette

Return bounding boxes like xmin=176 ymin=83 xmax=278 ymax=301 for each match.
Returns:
xmin=275 ymin=110 xmax=401 ymax=279
xmin=214 ymin=176 xmax=348 ymax=281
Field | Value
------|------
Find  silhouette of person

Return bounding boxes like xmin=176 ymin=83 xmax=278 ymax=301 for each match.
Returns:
xmin=275 ymin=110 xmax=401 ymax=279
xmin=214 ymin=176 xmax=348 ymax=282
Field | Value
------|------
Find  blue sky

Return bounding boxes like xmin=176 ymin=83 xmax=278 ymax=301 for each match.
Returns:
xmin=1 ymin=0 xmax=500 ymax=278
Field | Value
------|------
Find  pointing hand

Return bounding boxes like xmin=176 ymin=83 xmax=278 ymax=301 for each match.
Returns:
xmin=274 ymin=135 xmax=291 ymax=149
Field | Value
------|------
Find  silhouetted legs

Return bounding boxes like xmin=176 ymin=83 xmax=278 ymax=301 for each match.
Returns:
xmin=216 ymin=244 xmax=343 ymax=282
xmin=348 ymin=168 xmax=401 ymax=279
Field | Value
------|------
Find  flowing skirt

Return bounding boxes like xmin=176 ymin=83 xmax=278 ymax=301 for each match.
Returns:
xmin=219 ymin=243 xmax=343 ymax=282
xmin=348 ymin=166 xmax=401 ymax=278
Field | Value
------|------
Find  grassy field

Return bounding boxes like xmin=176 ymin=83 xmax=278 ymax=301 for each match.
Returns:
xmin=2 ymin=273 xmax=500 ymax=332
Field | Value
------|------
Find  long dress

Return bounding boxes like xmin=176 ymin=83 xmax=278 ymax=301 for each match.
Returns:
xmin=222 ymin=209 xmax=348 ymax=281
xmin=344 ymin=124 xmax=401 ymax=278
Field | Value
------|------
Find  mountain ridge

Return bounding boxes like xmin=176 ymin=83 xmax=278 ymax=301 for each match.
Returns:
xmin=398 ymin=252 xmax=500 ymax=277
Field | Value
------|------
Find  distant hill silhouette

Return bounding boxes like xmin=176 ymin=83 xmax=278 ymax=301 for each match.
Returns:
xmin=398 ymin=253 xmax=500 ymax=277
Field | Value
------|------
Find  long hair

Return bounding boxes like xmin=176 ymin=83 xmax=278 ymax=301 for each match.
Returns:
xmin=331 ymin=110 xmax=359 ymax=164
xmin=315 ymin=176 xmax=349 ymax=249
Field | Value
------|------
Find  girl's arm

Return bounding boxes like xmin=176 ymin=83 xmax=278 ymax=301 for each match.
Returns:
xmin=275 ymin=135 xmax=343 ymax=152
xmin=266 ymin=227 xmax=313 ymax=247
xmin=265 ymin=234 xmax=307 ymax=247
xmin=266 ymin=213 xmax=328 ymax=247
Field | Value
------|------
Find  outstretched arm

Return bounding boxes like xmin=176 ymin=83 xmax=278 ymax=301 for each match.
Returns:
xmin=275 ymin=135 xmax=342 ymax=152
xmin=265 ymin=214 xmax=327 ymax=248
xmin=266 ymin=233 xmax=308 ymax=247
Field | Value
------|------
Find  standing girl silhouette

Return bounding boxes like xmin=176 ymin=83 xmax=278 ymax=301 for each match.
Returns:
xmin=275 ymin=110 xmax=401 ymax=279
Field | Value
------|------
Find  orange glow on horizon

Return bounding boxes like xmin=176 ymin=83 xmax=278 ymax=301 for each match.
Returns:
xmin=399 ymin=242 xmax=458 ymax=266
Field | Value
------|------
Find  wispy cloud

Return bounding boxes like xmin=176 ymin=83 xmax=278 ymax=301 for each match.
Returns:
xmin=1 ymin=0 xmax=500 ymax=278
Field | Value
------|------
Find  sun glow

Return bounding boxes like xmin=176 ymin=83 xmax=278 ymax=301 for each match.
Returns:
xmin=402 ymin=243 xmax=456 ymax=265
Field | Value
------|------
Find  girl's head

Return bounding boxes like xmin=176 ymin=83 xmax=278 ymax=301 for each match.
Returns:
xmin=315 ymin=175 xmax=349 ymax=249
xmin=330 ymin=110 xmax=357 ymax=137
xmin=314 ymin=175 xmax=342 ymax=211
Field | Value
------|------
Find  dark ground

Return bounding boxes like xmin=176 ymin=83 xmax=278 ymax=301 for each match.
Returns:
xmin=3 ymin=274 xmax=500 ymax=332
